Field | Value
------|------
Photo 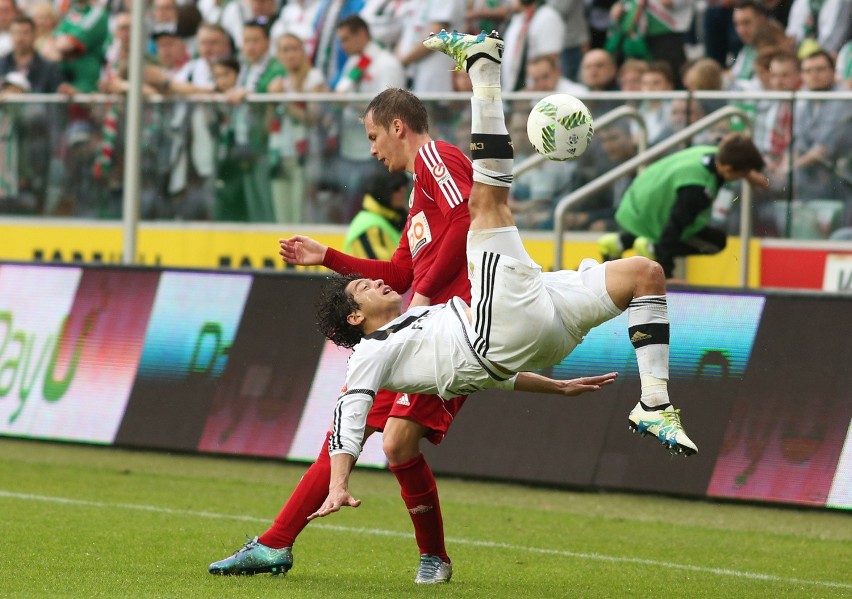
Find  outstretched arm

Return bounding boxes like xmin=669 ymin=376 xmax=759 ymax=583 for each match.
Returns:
xmin=514 ymin=372 xmax=618 ymax=396
xmin=308 ymin=453 xmax=360 ymax=519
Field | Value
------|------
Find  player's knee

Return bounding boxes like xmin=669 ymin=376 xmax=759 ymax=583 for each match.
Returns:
xmin=631 ymin=255 xmax=665 ymax=283
xmin=382 ymin=434 xmax=419 ymax=465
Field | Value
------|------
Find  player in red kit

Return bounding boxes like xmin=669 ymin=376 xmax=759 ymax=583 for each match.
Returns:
xmin=210 ymin=88 xmax=477 ymax=585
xmin=208 ymin=86 xmax=616 ymax=584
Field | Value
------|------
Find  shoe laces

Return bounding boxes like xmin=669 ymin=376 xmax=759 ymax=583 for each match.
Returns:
xmin=235 ymin=535 xmax=259 ymax=555
xmin=660 ymin=408 xmax=683 ymax=427
xmin=417 ymin=555 xmax=445 ymax=578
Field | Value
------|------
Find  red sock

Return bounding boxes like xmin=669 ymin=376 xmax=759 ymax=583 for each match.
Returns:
xmin=258 ymin=432 xmax=332 ymax=549
xmin=389 ymin=453 xmax=448 ymax=562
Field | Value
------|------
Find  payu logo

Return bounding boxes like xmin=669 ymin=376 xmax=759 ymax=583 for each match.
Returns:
xmin=0 ymin=310 xmax=94 ymax=424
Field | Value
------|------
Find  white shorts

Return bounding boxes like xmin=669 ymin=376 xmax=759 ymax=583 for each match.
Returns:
xmin=466 ymin=227 xmax=622 ymax=373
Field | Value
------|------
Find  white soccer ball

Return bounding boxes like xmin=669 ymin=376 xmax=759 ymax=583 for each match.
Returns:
xmin=526 ymin=94 xmax=594 ymax=161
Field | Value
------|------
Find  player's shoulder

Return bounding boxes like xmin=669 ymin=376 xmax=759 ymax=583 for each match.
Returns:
xmin=415 ymin=140 xmax=472 ymax=182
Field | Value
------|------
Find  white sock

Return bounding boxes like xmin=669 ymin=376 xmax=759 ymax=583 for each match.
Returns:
xmin=469 ymin=60 xmax=501 ymax=99
xmin=628 ymin=295 xmax=670 ymax=408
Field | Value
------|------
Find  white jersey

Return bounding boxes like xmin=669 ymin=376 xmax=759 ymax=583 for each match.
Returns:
xmin=331 ymin=299 xmax=517 ymax=456
xmin=330 ymin=229 xmax=624 ymax=459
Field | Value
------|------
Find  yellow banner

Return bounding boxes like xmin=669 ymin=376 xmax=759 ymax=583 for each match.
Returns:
xmin=0 ymin=220 xmax=757 ymax=286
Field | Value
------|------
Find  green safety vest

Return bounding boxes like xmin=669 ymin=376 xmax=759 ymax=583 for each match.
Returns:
xmin=615 ymin=146 xmax=722 ymax=241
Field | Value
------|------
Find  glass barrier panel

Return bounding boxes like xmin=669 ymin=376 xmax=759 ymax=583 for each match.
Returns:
xmin=0 ymin=92 xmax=849 ymax=240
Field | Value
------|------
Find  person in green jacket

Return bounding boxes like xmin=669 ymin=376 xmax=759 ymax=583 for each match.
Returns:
xmin=599 ymin=132 xmax=767 ymax=278
xmin=343 ymin=169 xmax=409 ymax=260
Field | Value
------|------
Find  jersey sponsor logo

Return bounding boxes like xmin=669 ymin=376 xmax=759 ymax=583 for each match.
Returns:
xmin=396 ymin=394 xmax=410 ymax=406
xmin=407 ymin=211 xmax=432 ymax=258
xmin=408 ymin=187 xmax=415 ymax=210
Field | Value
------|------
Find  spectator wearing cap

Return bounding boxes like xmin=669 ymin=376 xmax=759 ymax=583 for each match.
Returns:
xmin=334 ymin=14 xmax=404 ymax=220
xmin=150 ymin=23 xmax=190 ymax=78
xmin=149 ymin=0 xmax=199 ymax=57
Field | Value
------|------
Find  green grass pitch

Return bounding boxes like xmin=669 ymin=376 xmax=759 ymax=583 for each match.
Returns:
xmin=1 ymin=438 xmax=850 ymax=598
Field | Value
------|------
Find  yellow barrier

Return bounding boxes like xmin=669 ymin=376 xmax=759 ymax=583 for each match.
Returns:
xmin=0 ymin=220 xmax=756 ymax=286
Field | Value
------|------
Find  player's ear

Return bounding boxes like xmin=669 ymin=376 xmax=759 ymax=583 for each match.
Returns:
xmin=392 ymin=117 xmax=404 ymax=137
xmin=347 ymin=310 xmax=365 ymax=327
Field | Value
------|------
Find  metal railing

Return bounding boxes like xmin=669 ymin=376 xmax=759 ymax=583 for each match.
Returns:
xmin=553 ymin=105 xmax=754 ymax=287
xmin=512 ymin=105 xmax=648 ymax=179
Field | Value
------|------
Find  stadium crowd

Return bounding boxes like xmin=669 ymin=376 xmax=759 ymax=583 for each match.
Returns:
xmin=0 ymin=0 xmax=849 ymax=237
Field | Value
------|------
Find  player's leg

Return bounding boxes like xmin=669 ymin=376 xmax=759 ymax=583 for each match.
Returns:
xmin=604 ymin=256 xmax=697 ymax=456
xmin=383 ymin=414 xmax=452 ymax=584
xmin=208 ymin=413 xmax=381 ymax=576
xmin=424 ymin=30 xmax=513 ymax=231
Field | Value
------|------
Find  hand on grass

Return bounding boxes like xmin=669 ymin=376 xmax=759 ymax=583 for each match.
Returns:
xmin=308 ymin=487 xmax=362 ymax=519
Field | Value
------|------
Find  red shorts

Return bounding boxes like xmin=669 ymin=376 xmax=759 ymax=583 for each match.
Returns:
xmin=366 ymin=388 xmax=467 ymax=445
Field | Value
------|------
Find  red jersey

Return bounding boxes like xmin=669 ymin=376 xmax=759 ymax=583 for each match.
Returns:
xmin=324 ymin=139 xmax=472 ymax=304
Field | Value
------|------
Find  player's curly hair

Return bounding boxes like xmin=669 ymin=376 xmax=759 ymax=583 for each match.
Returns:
xmin=316 ymin=274 xmax=365 ymax=349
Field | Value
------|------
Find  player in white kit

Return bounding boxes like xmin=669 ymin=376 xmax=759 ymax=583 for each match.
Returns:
xmin=311 ymin=30 xmax=698 ymax=520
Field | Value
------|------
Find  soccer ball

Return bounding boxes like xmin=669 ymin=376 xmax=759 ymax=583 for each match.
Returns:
xmin=526 ymin=94 xmax=594 ymax=161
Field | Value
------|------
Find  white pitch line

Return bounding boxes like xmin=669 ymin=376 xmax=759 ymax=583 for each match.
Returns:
xmin=1 ymin=489 xmax=849 ymax=590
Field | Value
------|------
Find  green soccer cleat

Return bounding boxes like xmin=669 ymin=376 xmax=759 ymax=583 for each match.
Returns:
xmin=208 ymin=536 xmax=293 ymax=576
xmin=598 ymin=232 xmax=624 ymax=261
xmin=628 ymin=403 xmax=698 ymax=456
xmin=414 ymin=554 xmax=453 ymax=584
xmin=423 ymin=29 xmax=503 ymax=73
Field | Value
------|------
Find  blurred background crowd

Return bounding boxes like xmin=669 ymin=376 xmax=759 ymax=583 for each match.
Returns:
xmin=0 ymin=0 xmax=849 ymax=239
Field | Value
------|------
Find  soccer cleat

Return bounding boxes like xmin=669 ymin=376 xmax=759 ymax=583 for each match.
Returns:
xmin=628 ymin=403 xmax=698 ymax=456
xmin=423 ymin=29 xmax=503 ymax=73
xmin=208 ymin=536 xmax=293 ymax=576
xmin=414 ymin=554 xmax=453 ymax=584
xmin=633 ymin=236 xmax=656 ymax=260
xmin=598 ymin=233 xmax=624 ymax=261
